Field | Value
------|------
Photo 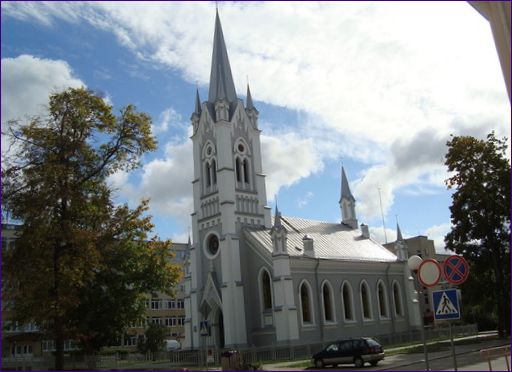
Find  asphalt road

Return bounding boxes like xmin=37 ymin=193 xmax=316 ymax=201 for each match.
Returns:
xmin=264 ymin=336 xmax=510 ymax=371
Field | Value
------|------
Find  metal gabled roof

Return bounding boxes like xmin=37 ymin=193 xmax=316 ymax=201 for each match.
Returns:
xmin=244 ymin=216 xmax=397 ymax=262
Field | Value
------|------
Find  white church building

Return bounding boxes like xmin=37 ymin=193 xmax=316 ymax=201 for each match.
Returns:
xmin=183 ymin=10 xmax=421 ymax=350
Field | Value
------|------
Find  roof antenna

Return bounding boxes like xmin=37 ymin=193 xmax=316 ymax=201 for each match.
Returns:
xmin=378 ymin=186 xmax=388 ymax=243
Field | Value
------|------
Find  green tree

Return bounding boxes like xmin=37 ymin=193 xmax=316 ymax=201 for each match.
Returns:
xmin=2 ymin=88 xmax=182 ymax=369
xmin=444 ymin=132 xmax=510 ymax=337
xmin=137 ymin=323 xmax=168 ymax=360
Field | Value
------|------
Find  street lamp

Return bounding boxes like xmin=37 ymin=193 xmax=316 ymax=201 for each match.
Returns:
xmin=407 ymin=255 xmax=430 ymax=371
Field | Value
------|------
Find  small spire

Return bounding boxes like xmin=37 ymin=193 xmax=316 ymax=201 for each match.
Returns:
xmin=246 ymin=84 xmax=254 ymax=110
xmin=396 ymin=223 xmax=404 ymax=241
xmin=340 ymin=166 xmax=355 ymax=202
xmin=194 ymin=88 xmax=201 ymax=115
xmin=274 ymin=202 xmax=282 ymax=227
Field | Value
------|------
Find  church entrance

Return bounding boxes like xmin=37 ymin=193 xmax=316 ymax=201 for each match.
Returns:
xmin=218 ymin=310 xmax=225 ymax=349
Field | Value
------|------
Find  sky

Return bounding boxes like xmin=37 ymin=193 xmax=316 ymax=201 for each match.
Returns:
xmin=1 ymin=1 xmax=510 ymax=252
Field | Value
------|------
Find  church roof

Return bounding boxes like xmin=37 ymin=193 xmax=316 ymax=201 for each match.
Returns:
xmin=245 ymin=216 xmax=397 ymax=262
xmin=208 ymin=10 xmax=237 ymax=104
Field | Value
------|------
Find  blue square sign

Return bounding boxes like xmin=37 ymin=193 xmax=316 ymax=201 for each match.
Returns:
xmin=432 ymin=289 xmax=460 ymax=321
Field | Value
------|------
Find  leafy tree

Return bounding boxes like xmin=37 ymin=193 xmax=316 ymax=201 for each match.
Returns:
xmin=137 ymin=323 xmax=168 ymax=360
xmin=2 ymin=88 xmax=182 ymax=369
xmin=444 ymin=132 xmax=510 ymax=337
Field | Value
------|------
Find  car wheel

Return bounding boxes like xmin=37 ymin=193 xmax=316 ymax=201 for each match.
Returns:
xmin=314 ymin=359 xmax=324 ymax=369
xmin=354 ymin=357 xmax=364 ymax=368
xmin=370 ymin=361 xmax=378 ymax=366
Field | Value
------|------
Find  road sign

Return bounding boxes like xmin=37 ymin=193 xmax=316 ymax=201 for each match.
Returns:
xmin=443 ymin=255 xmax=469 ymax=285
xmin=418 ymin=259 xmax=442 ymax=287
xmin=433 ymin=289 xmax=460 ymax=320
xmin=200 ymin=320 xmax=210 ymax=336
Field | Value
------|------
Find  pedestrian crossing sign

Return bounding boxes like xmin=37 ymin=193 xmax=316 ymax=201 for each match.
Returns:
xmin=432 ymin=289 xmax=460 ymax=320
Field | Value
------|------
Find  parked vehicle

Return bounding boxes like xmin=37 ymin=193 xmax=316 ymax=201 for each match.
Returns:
xmin=312 ymin=337 xmax=384 ymax=368
xmin=165 ymin=339 xmax=181 ymax=351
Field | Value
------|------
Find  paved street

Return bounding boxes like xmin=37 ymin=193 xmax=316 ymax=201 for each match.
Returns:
xmin=263 ymin=336 xmax=510 ymax=371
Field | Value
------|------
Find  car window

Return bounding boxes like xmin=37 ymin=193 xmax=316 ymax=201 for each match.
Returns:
xmin=353 ymin=339 xmax=365 ymax=349
xmin=326 ymin=343 xmax=338 ymax=352
xmin=366 ymin=339 xmax=380 ymax=347
xmin=339 ymin=340 xmax=352 ymax=352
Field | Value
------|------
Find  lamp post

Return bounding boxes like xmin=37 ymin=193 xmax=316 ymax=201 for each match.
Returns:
xmin=407 ymin=255 xmax=430 ymax=371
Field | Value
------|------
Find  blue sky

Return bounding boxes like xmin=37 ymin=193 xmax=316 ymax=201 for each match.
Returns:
xmin=2 ymin=1 xmax=510 ymax=251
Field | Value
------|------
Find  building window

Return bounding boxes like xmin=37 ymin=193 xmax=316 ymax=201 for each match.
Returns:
xmin=360 ymin=281 xmax=372 ymax=320
xmin=377 ymin=281 xmax=389 ymax=318
xmin=211 ymin=159 xmax=217 ymax=184
xmin=322 ymin=281 xmax=335 ymax=322
xmin=341 ymin=281 xmax=354 ymax=321
xmin=392 ymin=281 xmax=403 ymax=317
xmin=243 ymin=159 xmax=249 ymax=184
xmin=299 ymin=281 xmax=313 ymax=324
xmin=261 ymin=269 xmax=273 ymax=310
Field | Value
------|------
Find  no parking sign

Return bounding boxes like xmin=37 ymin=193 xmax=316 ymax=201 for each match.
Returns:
xmin=443 ymin=255 xmax=470 ymax=285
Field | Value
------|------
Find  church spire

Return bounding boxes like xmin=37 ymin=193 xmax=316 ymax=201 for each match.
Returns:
xmin=340 ymin=166 xmax=355 ymax=202
xmin=208 ymin=9 xmax=237 ymax=104
xmin=194 ymin=88 xmax=201 ymax=115
xmin=339 ymin=166 xmax=357 ymax=229
xmin=246 ymin=84 xmax=254 ymax=110
xmin=396 ymin=222 xmax=404 ymax=241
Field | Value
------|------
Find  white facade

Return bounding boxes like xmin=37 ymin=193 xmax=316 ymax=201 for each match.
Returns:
xmin=184 ymin=11 xmax=419 ymax=350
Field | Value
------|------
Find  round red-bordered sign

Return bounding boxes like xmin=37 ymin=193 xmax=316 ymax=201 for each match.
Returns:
xmin=443 ymin=255 xmax=469 ymax=285
xmin=418 ymin=259 xmax=442 ymax=287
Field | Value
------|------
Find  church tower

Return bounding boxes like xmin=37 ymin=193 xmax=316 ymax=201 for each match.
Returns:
xmin=339 ymin=166 xmax=358 ymax=229
xmin=185 ymin=10 xmax=271 ymax=349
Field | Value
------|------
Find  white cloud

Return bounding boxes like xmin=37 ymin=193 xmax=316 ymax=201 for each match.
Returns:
xmin=424 ymin=222 xmax=453 ymax=253
xmin=1 ymin=54 xmax=84 ymax=155
xmin=3 ymin=2 xmax=509 ymax=229
xmin=297 ymin=191 xmax=314 ymax=208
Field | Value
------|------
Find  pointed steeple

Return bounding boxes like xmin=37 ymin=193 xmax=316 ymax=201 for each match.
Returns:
xmin=194 ymin=88 xmax=201 ymax=115
xmin=246 ymin=84 xmax=254 ymax=110
xmin=274 ymin=203 xmax=282 ymax=227
xmin=340 ymin=166 xmax=355 ymax=202
xmin=208 ymin=10 xmax=237 ymax=104
xmin=339 ymin=166 xmax=357 ymax=229
xmin=396 ymin=223 xmax=404 ymax=241
xmin=394 ymin=222 xmax=408 ymax=261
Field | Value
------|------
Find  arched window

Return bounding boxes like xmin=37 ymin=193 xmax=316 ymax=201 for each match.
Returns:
xmin=322 ymin=281 xmax=335 ymax=322
xmin=377 ymin=281 xmax=389 ymax=318
xmin=360 ymin=281 xmax=372 ymax=320
xmin=235 ymin=158 xmax=241 ymax=182
xmin=243 ymin=159 xmax=250 ymax=184
xmin=205 ymin=162 xmax=211 ymax=187
xmin=261 ymin=270 xmax=272 ymax=310
xmin=341 ymin=281 xmax=354 ymax=321
xmin=211 ymin=159 xmax=217 ymax=185
xmin=392 ymin=281 xmax=403 ymax=317
xmin=299 ymin=281 xmax=313 ymax=324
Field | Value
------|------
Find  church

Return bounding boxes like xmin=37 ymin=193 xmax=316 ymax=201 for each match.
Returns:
xmin=183 ymin=10 xmax=421 ymax=350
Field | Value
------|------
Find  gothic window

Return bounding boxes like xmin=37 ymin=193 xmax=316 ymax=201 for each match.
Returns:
xmin=322 ymin=281 xmax=335 ymax=322
xmin=205 ymin=234 xmax=219 ymax=257
xmin=243 ymin=159 xmax=249 ymax=184
xmin=342 ymin=281 xmax=354 ymax=321
xmin=235 ymin=157 xmax=241 ymax=182
xmin=392 ymin=281 xmax=404 ymax=317
xmin=300 ymin=281 xmax=313 ymax=324
xmin=205 ymin=162 xmax=211 ymax=187
xmin=360 ymin=281 xmax=372 ymax=320
xmin=377 ymin=280 xmax=389 ymax=318
xmin=260 ymin=269 xmax=272 ymax=310
xmin=211 ymin=159 xmax=217 ymax=185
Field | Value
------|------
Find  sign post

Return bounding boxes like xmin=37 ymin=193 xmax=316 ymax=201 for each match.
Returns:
xmin=433 ymin=288 xmax=461 ymax=371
